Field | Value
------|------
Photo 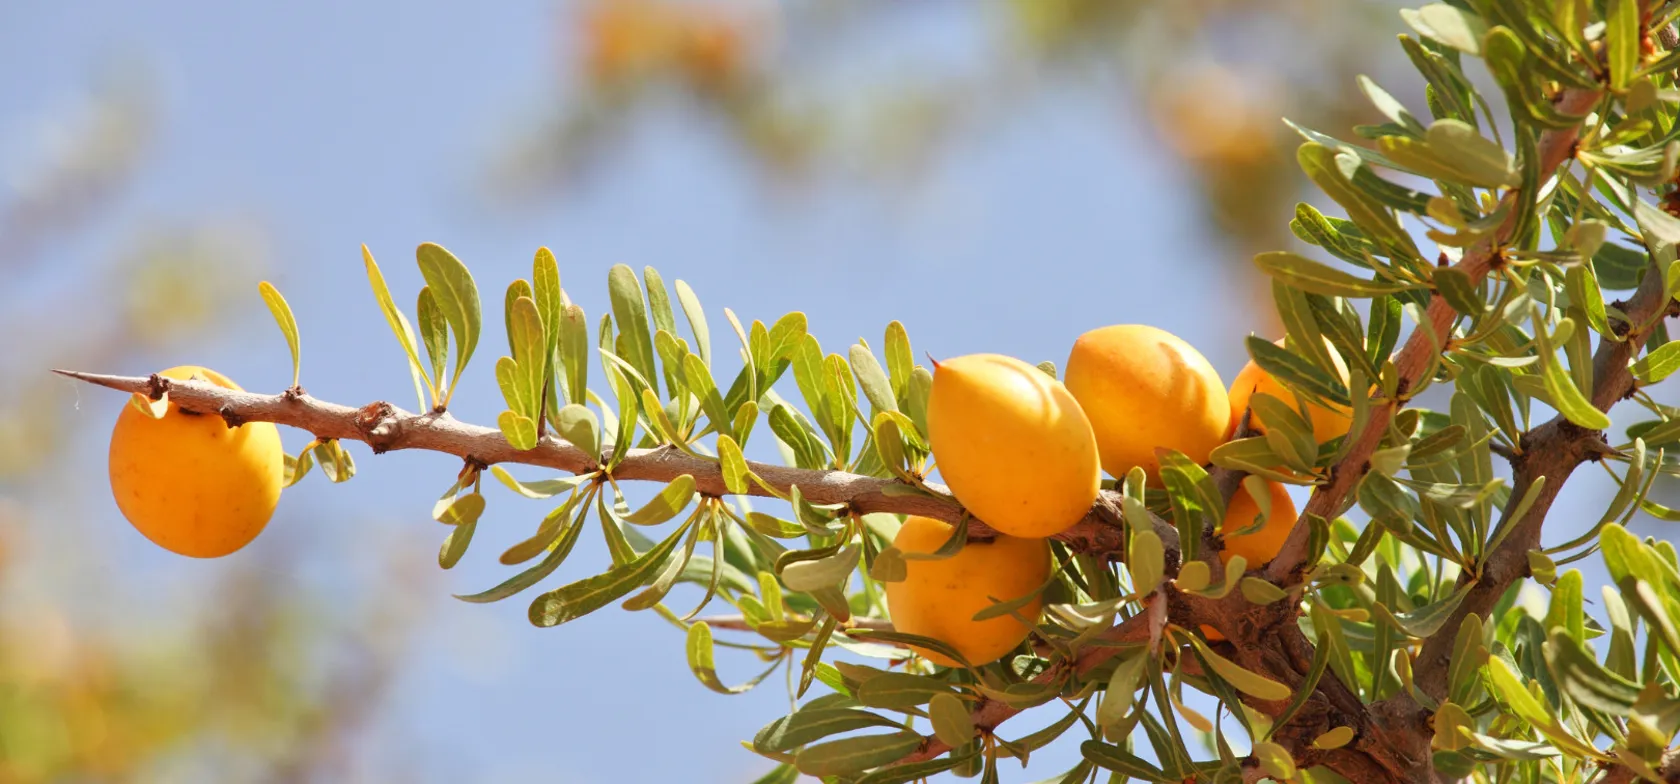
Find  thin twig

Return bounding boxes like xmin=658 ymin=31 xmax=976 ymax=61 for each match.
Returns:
xmin=54 ymin=369 xmax=1180 ymax=557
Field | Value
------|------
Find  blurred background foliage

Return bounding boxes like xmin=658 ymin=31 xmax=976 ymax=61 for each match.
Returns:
xmin=489 ymin=0 xmax=1402 ymax=328
xmin=0 ymin=0 xmax=1417 ymax=780
xmin=0 ymin=65 xmax=424 ymax=783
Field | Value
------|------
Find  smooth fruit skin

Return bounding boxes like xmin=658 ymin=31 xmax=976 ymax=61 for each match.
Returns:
xmin=108 ymin=366 xmax=284 ymax=558
xmin=1202 ymin=480 xmax=1298 ymax=642
xmin=884 ymin=516 xmax=1051 ymax=668
xmin=1226 ymin=338 xmax=1352 ymax=444
xmin=1064 ymin=325 xmax=1228 ymax=482
xmin=927 ymin=353 xmax=1100 ymax=538
xmin=1218 ymin=480 xmax=1299 ymax=569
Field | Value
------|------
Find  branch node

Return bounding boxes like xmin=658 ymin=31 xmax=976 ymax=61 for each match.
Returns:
xmin=145 ymin=373 xmax=171 ymax=401
xmin=283 ymin=385 xmax=308 ymax=401
xmin=355 ymin=401 xmax=399 ymax=453
xmin=218 ymin=405 xmax=247 ymax=429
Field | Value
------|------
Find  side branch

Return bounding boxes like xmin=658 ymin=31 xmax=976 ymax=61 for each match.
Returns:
xmin=53 ymin=369 xmax=1169 ymax=557
xmin=1265 ymin=87 xmax=1603 ymax=584
xmin=1408 ymin=252 xmax=1678 ymax=702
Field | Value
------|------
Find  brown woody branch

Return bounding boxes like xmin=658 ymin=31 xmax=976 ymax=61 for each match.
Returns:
xmin=53 ymin=368 xmax=1183 ymax=558
xmin=1405 ymin=251 xmax=1679 ymax=704
xmin=1264 ymin=87 xmax=1605 ymax=586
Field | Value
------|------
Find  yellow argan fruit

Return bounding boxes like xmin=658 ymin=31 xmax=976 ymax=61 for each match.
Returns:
xmin=108 ymin=366 xmax=284 ymax=558
xmin=927 ymin=353 xmax=1100 ymax=539
xmin=1219 ymin=479 xmax=1299 ymax=570
xmin=885 ymin=515 xmax=1051 ymax=667
xmin=1227 ymin=338 xmax=1352 ymax=444
xmin=1202 ymin=480 xmax=1297 ymax=642
xmin=1064 ymin=325 xmax=1228 ymax=482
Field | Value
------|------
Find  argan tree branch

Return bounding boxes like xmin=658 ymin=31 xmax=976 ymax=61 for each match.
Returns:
xmin=1265 ymin=87 xmax=1605 ymax=586
xmin=1407 ymin=255 xmax=1680 ymax=704
xmin=53 ymin=369 xmax=1178 ymax=559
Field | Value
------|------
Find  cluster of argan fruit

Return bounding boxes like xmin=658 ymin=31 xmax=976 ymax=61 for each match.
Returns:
xmin=886 ymin=325 xmax=1352 ymax=666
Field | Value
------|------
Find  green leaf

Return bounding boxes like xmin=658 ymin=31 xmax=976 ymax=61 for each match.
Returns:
xmin=533 ymin=246 xmax=562 ymax=355
xmin=1249 ymin=392 xmax=1318 ymax=472
xmin=1080 ymin=740 xmax=1166 ymax=781
xmin=1255 ymin=251 xmax=1416 ymax=298
xmin=503 ymin=279 xmax=533 ymax=356
xmin=282 ymin=448 xmax=313 ymax=488
xmin=1187 ymin=636 xmax=1292 ymax=701
xmin=1248 ymin=334 xmax=1351 ymax=407
xmin=1433 ymin=266 xmax=1484 ymax=317
xmin=418 ymin=286 xmax=448 ymax=390
xmin=1546 ymin=629 xmax=1641 ymax=715
xmin=1536 ymin=314 xmax=1611 ymax=431
xmin=685 ymin=352 xmax=733 ymax=441
xmin=674 ymin=279 xmax=711 ymax=368
xmin=926 ymin=692 xmax=974 ymax=748
xmin=554 ymin=403 xmax=600 ymax=459
xmin=1242 ymin=577 xmax=1289 ymax=605
xmin=855 ymin=755 xmax=967 ymax=784
xmin=458 ymin=501 xmax=587 ymax=603
xmin=855 ymin=671 xmax=957 ymax=711
xmin=509 ymin=296 xmax=546 ymax=417
xmin=1253 ymin=740 xmax=1297 ymax=780
xmin=1404 ymin=3 xmax=1486 ymax=54
xmin=310 ymin=439 xmax=355 ymax=483
xmin=1608 ymin=0 xmax=1638 ymax=91
xmin=1632 ymin=343 xmax=1680 ymax=384
xmin=414 ymin=242 xmax=481 ymax=402
xmin=559 ymin=304 xmax=589 ymax=406
xmin=1096 ymin=648 xmax=1149 ymax=727
xmin=844 ymin=629 xmax=973 ymax=670
xmin=528 ymin=517 xmax=695 ymax=627
xmin=1358 ymin=74 xmax=1425 ymax=135
xmin=717 ymin=433 xmax=751 ymax=495
xmin=257 ymin=281 xmax=301 ymax=387
xmin=686 ymin=622 xmax=778 ymax=695
xmin=624 ymin=475 xmax=698 ymax=526
xmin=849 ymin=343 xmax=898 ymax=414
xmin=362 ymin=244 xmax=433 ymax=408
xmin=435 ymin=491 xmax=486 ymax=526
xmin=488 ymin=466 xmax=589 ymax=500
xmin=754 ymin=708 xmax=905 ymax=754
xmin=884 ymin=322 xmax=913 ymax=403
xmin=1427 ymin=119 xmax=1517 ymax=187
xmin=497 ymin=409 xmax=538 ymax=451
xmin=608 ymin=264 xmax=659 ymax=397
xmin=1314 ymin=726 xmax=1355 ymax=750
xmin=795 ymin=732 xmax=922 ymax=777
xmin=1297 ymin=142 xmax=1418 ymax=259
xmin=782 ymin=545 xmax=860 ymax=593
xmin=438 ymin=516 xmax=477 ymax=569
xmin=1129 ymin=529 xmax=1164 ymax=595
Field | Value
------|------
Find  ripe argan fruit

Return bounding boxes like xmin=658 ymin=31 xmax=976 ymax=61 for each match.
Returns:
xmin=1202 ymin=480 xmax=1298 ymax=642
xmin=108 ymin=366 xmax=284 ymax=558
xmin=927 ymin=353 xmax=1101 ymax=539
xmin=1063 ymin=325 xmax=1228 ymax=482
xmin=884 ymin=515 xmax=1051 ymax=668
xmin=1227 ymin=337 xmax=1353 ymax=445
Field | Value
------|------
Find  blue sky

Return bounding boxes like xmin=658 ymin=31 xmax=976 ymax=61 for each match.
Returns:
xmin=4 ymin=1 xmax=1664 ymax=781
